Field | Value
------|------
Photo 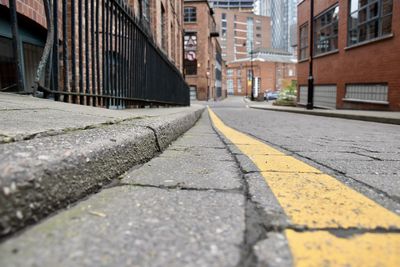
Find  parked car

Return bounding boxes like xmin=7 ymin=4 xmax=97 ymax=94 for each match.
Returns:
xmin=264 ymin=91 xmax=279 ymax=101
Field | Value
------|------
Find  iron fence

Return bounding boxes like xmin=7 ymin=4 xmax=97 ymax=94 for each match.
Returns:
xmin=20 ymin=0 xmax=189 ymax=107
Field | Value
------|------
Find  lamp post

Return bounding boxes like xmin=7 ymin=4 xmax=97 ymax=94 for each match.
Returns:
xmin=307 ymin=0 xmax=314 ymax=110
xmin=243 ymin=41 xmax=254 ymax=101
xmin=250 ymin=43 xmax=254 ymax=101
xmin=206 ymin=70 xmax=210 ymax=101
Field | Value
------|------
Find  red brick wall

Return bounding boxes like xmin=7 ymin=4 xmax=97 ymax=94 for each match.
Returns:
xmin=0 ymin=0 xmax=46 ymax=28
xmin=228 ymin=61 xmax=297 ymax=97
xmin=297 ymin=0 xmax=400 ymax=111
xmin=184 ymin=1 xmax=216 ymax=101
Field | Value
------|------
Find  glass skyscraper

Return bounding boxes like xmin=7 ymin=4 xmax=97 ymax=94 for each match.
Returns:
xmin=270 ymin=0 xmax=297 ymax=53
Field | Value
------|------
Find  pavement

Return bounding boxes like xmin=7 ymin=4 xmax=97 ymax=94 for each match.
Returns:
xmin=0 ymin=93 xmax=204 ymax=236
xmin=1 ymin=94 xmax=400 ymax=266
xmin=0 ymin=110 xmax=250 ymax=267
xmin=245 ymin=98 xmax=400 ymax=125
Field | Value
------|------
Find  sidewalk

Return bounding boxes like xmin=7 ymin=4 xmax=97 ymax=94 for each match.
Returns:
xmin=244 ymin=98 xmax=400 ymax=125
xmin=0 ymin=112 xmax=249 ymax=267
xmin=0 ymin=93 xmax=204 ymax=236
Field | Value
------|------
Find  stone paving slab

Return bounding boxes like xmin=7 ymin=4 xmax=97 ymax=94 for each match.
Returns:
xmin=123 ymin=114 xmax=241 ymax=190
xmin=123 ymin=155 xmax=241 ymax=190
xmin=0 ymin=94 xmax=205 ymax=236
xmin=0 ymin=93 xmax=202 ymax=142
xmin=0 ymin=110 xmax=247 ymax=267
xmin=0 ymin=186 xmax=245 ymax=267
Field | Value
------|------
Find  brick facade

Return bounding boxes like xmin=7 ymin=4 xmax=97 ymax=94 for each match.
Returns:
xmin=297 ymin=0 xmax=400 ymax=110
xmin=183 ymin=0 xmax=224 ymax=101
xmin=213 ymin=8 xmax=271 ymax=62
xmin=0 ymin=0 xmax=46 ymax=28
xmin=227 ymin=59 xmax=296 ymax=99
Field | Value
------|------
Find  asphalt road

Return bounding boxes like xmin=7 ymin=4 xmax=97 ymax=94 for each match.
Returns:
xmin=209 ymin=97 xmax=400 ymax=212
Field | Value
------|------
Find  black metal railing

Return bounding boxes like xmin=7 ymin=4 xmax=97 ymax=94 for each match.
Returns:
xmin=33 ymin=0 xmax=189 ymax=107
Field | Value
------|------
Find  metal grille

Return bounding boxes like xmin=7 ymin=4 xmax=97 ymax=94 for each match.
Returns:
xmin=298 ymin=85 xmax=337 ymax=109
xmin=7 ymin=0 xmax=189 ymax=108
xmin=345 ymin=84 xmax=388 ymax=103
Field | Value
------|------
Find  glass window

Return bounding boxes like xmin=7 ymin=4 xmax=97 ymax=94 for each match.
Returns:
xmin=314 ymin=5 xmax=339 ymax=55
xmin=348 ymin=0 xmax=393 ymax=46
xmin=0 ymin=36 xmax=17 ymax=91
xmin=184 ymin=7 xmax=196 ymax=22
xmin=227 ymin=69 xmax=233 ymax=77
xmin=237 ymin=78 xmax=242 ymax=93
xmin=222 ymin=13 xmax=226 ymax=20
xmin=299 ymin=23 xmax=309 ymax=60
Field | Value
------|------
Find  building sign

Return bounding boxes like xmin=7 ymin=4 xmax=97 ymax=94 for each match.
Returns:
xmin=186 ymin=51 xmax=196 ymax=61
xmin=184 ymin=34 xmax=197 ymax=51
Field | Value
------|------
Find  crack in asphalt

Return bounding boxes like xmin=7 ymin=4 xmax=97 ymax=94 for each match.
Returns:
xmin=106 ymin=180 xmax=243 ymax=194
xmin=208 ymin=116 xmax=268 ymax=267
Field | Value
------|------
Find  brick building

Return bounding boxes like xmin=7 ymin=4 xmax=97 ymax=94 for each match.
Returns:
xmin=183 ymin=0 xmax=225 ymax=100
xmin=297 ymin=0 xmax=400 ymax=110
xmin=226 ymin=49 xmax=297 ymax=99
xmin=213 ymin=8 xmax=271 ymax=62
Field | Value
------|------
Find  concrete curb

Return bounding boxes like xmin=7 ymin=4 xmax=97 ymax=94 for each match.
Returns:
xmin=0 ymin=106 xmax=205 ymax=237
xmin=249 ymin=105 xmax=400 ymax=125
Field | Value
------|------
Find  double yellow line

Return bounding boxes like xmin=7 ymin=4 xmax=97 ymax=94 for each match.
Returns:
xmin=208 ymin=108 xmax=400 ymax=266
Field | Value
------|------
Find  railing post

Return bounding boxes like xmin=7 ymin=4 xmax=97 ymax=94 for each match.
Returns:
xmin=9 ymin=0 xmax=25 ymax=92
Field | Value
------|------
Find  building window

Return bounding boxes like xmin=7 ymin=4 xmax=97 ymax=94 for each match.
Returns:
xmin=237 ymin=78 xmax=242 ymax=93
xmin=0 ymin=36 xmax=17 ymax=91
xmin=227 ymin=69 xmax=233 ymax=77
xmin=314 ymin=5 xmax=339 ymax=55
xmin=246 ymin=17 xmax=254 ymax=54
xmin=227 ymin=79 xmax=234 ymax=94
xmin=256 ymin=26 xmax=261 ymax=30
xmin=222 ymin=13 xmax=226 ymax=20
xmin=221 ymin=29 xmax=227 ymax=37
xmin=142 ymin=0 xmax=150 ymax=24
xmin=256 ymin=34 xmax=261 ymax=38
xmin=348 ymin=0 xmax=393 ymax=46
xmin=184 ymin=7 xmax=196 ymax=22
xmin=345 ymin=84 xmax=388 ymax=103
xmin=299 ymin=23 xmax=309 ymax=60
xmin=222 ymin=21 xmax=227 ymax=28
xmin=161 ymin=4 xmax=167 ymax=51
xmin=184 ymin=33 xmax=197 ymax=75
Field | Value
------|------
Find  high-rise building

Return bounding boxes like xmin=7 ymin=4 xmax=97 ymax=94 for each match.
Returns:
xmin=254 ymin=0 xmax=271 ymax=17
xmin=214 ymin=8 xmax=271 ymax=62
xmin=270 ymin=0 xmax=297 ymax=53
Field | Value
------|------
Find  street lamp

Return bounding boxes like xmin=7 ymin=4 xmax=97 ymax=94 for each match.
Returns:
xmin=243 ymin=41 xmax=254 ymax=101
xmin=206 ymin=70 xmax=210 ymax=101
xmin=250 ymin=44 xmax=255 ymax=101
xmin=307 ymin=0 xmax=314 ymax=110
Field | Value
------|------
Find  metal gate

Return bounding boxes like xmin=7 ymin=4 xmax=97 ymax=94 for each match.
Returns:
xmin=299 ymin=85 xmax=337 ymax=109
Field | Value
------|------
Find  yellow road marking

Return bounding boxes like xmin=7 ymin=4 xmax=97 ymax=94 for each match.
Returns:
xmin=208 ymin=108 xmax=400 ymax=266
xmin=286 ymin=230 xmax=400 ymax=267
